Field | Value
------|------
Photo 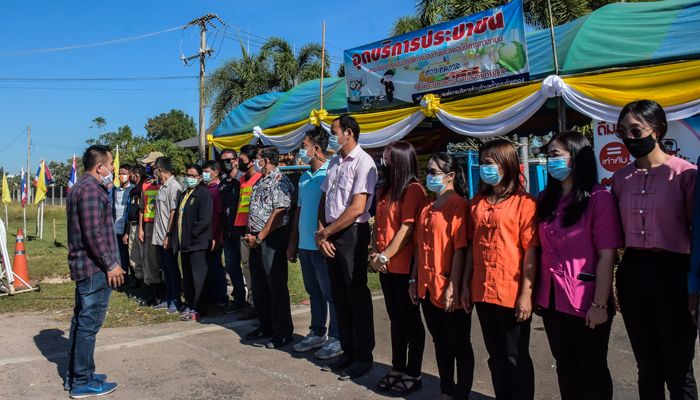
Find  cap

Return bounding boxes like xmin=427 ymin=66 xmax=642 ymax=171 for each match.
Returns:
xmin=137 ymin=151 xmax=165 ymax=164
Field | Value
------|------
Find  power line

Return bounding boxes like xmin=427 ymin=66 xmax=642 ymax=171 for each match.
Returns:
xmin=0 ymin=87 xmax=196 ymax=91
xmin=0 ymin=26 xmax=185 ymax=57
xmin=0 ymin=128 xmax=27 ymax=156
xmin=0 ymin=76 xmax=197 ymax=82
xmin=32 ymin=142 xmax=85 ymax=151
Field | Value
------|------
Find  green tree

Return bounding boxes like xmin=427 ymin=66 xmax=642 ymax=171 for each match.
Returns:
xmin=47 ymin=161 xmax=72 ymax=186
xmin=139 ymin=139 xmax=198 ymax=176
xmin=389 ymin=15 xmax=423 ymax=36
xmin=85 ymin=125 xmax=148 ymax=166
xmin=144 ymin=109 xmax=197 ymax=143
xmin=261 ymin=37 xmax=331 ymax=92
xmin=337 ymin=63 xmax=345 ymax=78
xmin=90 ymin=117 xmax=107 ymax=136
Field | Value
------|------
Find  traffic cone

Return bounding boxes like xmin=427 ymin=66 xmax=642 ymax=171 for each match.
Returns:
xmin=12 ymin=229 xmax=33 ymax=289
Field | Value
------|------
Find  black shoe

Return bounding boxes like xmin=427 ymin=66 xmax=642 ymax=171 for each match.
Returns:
xmin=139 ymin=296 xmax=156 ymax=306
xmin=245 ymin=328 xmax=273 ymax=341
xmin=224 ymin=300 xmax=247 ymax=314
xmin=266 ymin=335 xmax=293 ymax=349
xmin=338 ymin=361 xmax=373 ymax=380
xmin=238 ymin=307 xmax=257 ymax=320
xmin=321 ymin=354 xmax=354 ymax=372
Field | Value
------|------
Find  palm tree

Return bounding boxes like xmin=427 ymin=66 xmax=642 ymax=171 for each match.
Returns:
xmin=389 ymin=15 xmax=423 ymax=36
xmin=261 ymin=37 xmax=331 ymax=92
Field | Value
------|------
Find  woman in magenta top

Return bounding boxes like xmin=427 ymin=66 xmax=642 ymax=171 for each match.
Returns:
xmin=612 ymin=100 xmax=698 ymax=399
xmin=536 ymin=131 xmax=622 ymax=400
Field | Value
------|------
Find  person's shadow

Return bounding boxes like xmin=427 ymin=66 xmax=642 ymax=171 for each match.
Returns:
xmin=34 ymin=328 xmax=69 ymax=382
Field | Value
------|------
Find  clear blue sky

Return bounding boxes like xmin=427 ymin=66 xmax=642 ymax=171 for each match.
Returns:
xmin=0 ymin=0 xmax=415 ymax=175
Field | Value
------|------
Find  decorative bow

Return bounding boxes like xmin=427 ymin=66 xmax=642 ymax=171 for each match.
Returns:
xmin=309 ymin=109 xmax=328 ymax=126
xmin=420 ymin=94 xmax=441 ymax=118
xmin=541 ymin=75 xmax=565 ymax=98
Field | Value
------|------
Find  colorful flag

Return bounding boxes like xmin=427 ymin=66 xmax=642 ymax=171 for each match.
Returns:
xmin=67 ymin=155 xmax=78 ymax=192
xmin=21 ymin=168 xmax=27 ymax=207
xmin=33 ymin=160 xmax=54 ymax=187
xmin=113 ymin=147 xmax=121 ymax=188
xmin=34 ymin=159 xmax=46 ymax=204
xmin=1 ymin=173 xmax=10 ymax=205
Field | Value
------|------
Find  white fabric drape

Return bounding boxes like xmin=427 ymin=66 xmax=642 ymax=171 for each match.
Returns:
xmin=251 ymin=123 xmax=314 ymax=153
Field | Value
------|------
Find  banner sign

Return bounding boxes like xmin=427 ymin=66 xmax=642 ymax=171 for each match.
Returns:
xmin=593 ymin=117 xmax=700 ymax=187
xmin=343 ymin=0 xmax=529 ymax=112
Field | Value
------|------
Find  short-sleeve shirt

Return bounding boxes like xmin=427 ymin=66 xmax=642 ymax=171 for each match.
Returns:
xmin=298 ymin=162 xmax=328 ymax=251
xmin=414 ymin=193 xmax=470 ymax=309
xmin=248 ymin=167 xmax=293 ymax=233
xmin=468 ymin=190 xmax=540 ymax=309
xmin=207 ymin=181 xmax=224 ymax=243
xmin=152 ymin=176 xmax=182 ymax=246
xmin=536 ymin=184 xmax=623 ymax=317
xmin=320 ymin=144 xmax=378 ymax=223
xmin=235 ymin=173 xmax=262 ymax=227
xmin=376 ymin=183 xmax=427 ymax=274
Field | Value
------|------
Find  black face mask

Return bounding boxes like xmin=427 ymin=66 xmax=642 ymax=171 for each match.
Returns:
xmin=623 ymin=135 xmax=657 ymax=159
xmin=381 ymin=165 xmax=392 ymax=179
xmin=223 ymin=160 xmax=234 ymax=171
xmin=238 ymin=160 xmax=251 ymax=172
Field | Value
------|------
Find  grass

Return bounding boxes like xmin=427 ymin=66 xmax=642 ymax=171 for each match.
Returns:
xmin=1 ymin=203 xmax=382 ymax=326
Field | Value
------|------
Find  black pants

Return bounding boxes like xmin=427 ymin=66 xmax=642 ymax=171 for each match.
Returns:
xmin=116 ymin=234 xmax=131 ymax=283
xmin=181 ymin=250 xmax=208 ymax=316
xmin=380 ymin=271 xmax=425 ymax=377
xmin=248 ymin=227 xmax=294 ymax=338
xmin=325 ymin=222 xmax=375 ymax=363
xmin=617 ymin=248 xmax=698 ymax=400
xmin=422 ymin=294 xmax=474 ymax=399
xmin=540 ymin=290 xmax=614 ymax=400
xmin=475 ymin=302 xmax=535 ymax=400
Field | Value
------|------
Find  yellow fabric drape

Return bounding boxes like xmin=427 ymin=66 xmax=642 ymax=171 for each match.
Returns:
xmin=440 ymin=83 xmax=542 ymax=118
xmin=565 ymin=60 xmax=700 ymax=107
xmin=208 ymin=133 xmax=255 ymax=153
xmin=319 ymin=106 xmax=420 ymax=133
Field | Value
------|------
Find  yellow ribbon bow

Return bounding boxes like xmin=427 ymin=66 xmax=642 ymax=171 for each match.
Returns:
xmin=420 ymin=94 xmax=441 ymax=118
xmin=309 ymin=109 xmax=328 ymax=126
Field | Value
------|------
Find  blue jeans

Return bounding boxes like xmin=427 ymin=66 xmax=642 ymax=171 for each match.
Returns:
xmin=299 ymin=249 xmax=338 ymax=339
xmin=66 ymin=271 xmax=112 ymax=389
xmin=157 ymin=246 xmax=181 ymax=305
xmin=223 ymin=239 xmax=246 ymax=304
xmin=206 ymin=246 xmax=228 ymax=304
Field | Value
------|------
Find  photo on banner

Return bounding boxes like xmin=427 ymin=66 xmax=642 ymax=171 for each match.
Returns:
xmin=593 ymin=117 xmax=700 ymax=187
xmin=343 ymin=0 xmax=530 ymax=113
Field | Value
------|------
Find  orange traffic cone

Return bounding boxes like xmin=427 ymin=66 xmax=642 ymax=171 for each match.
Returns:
xmin=12 ymin=229 xmax=33 ymax=289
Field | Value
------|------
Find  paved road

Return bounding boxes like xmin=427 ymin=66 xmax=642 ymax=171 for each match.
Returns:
xmin=0 ymin=294 xmax=697 ymax=399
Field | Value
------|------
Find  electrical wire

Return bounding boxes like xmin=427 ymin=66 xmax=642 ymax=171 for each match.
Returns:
xmin=32 ymin=142 xmax=85 ymax=151
xmin=0 ymin=87 xmax=197 ymax=91
xmin=0 ymin=128 xmax=27 ymax=156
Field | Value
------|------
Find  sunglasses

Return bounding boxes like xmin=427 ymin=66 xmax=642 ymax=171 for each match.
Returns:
xmin=615 ymin=127 xmax=652 ymax=140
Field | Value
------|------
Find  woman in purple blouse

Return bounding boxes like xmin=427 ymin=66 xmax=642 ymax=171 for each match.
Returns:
xmin=536 ymin=131 xmax=623 ymax=400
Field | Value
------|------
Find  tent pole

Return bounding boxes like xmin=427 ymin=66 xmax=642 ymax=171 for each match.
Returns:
xmin=547 ymin=0 xmax=565 ymax=132
xmin=320 ymin=21 xmax=326 ymax=110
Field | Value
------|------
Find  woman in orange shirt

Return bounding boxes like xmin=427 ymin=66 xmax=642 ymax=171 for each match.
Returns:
xmin=410 ymin=152 xmax=473 ymax=400
xmin=370 ymin=141 xmax=427 ymax=396
xmin=462 ymin=139 xmax=539 ymax=400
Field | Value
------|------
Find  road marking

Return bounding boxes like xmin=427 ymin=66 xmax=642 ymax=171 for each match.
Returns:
xmin=0 ymin=294 xmax=385 ymax=366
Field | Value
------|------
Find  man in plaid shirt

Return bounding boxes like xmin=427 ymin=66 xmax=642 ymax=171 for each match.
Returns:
xmin=64 ymin=145 xmax=124 ymax=398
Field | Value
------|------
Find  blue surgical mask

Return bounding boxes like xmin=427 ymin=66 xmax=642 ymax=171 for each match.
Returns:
xmin=547 ymin=156 xmax=572 ymax=181
xmin=426 ymin=174 xmax=447 ymax=194
xmin=479 ymin=164 xmax=503 ymax=186
xmin=184 ymin=177 xmax=199 ymax=188
xmin=202 ymin=172 xmax=212 ymax=183
xmin=298 ymin=149 xmax=312 ymax=164
xmin=328 ymin=131 xmax=348 ymax=152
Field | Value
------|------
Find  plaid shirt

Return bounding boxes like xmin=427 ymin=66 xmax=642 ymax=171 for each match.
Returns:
xmin=67 ymin=174 xmax=118 ymax=281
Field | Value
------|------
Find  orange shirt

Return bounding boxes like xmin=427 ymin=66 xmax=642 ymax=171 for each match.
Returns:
xmin=414 ymin=193 xmax=469 ymax=309
xmin=468 ymin=190 xmax=539 ymax=308
xmin=376 ymin=183 xmax=427 ymax=274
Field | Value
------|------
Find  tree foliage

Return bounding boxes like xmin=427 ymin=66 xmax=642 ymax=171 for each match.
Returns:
xmin=144 ymin=109 xmax=197 ymax=143
xmin=337 ymin=63 xmax=345 ymax=78
xmin=261 ymin=37 xmax=331 ymax=92
xmin=90 ymin=117 xmax=107 ymax=135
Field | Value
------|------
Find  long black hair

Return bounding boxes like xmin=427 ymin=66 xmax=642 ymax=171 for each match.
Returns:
xmin=618 ymin=99 xmax=668 ymax=153
xmin=379 ymin=141 xmax=420 ymax=208
xmin=429 ymin=152 xmax=469 ymax=200
xmin=537 ymin=131 xmax=598 ymax=227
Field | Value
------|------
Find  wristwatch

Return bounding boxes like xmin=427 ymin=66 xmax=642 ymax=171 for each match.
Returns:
xmin=379 ymin=253 xmax=390 ymax=264
xmin=255 ymin=235 xmax=263 ymax=244
xmin=408 ymin=279 xmax=416 ymax=284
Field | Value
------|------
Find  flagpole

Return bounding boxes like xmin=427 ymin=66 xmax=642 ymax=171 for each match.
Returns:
xmin=40 ymin=201 xmax=44 ymax=241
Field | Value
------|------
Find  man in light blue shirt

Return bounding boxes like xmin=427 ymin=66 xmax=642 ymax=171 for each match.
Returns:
xmin=113 ymin=165 xmax=133 ymax=287
xmin=287 ymin=126 xmax=342 ymax=359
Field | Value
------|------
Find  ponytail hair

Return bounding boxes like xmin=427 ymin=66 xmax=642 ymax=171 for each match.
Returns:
xmin=429 ymin=152 xmax=470 ymax=200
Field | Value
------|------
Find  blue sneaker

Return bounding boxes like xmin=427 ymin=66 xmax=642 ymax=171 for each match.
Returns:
xmin=69 ymin=380 xmax=117 ymax=398
xmin=166 ymin=301 xmax=179 ymax=314
xmin=153 ymin=301 xmax=168 ymax=310
xmin=64 ymin=373 xmax=107 ymax=391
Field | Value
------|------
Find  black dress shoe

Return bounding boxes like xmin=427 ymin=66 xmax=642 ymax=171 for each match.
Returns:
xmin=266 ymin=335 xmax=294 ymax=349
xmin=338 ymin=361 xmax=373 ymax=380
xmin=321 ymin=354 xmax=354 ymax=372
xmin=245 ymin=328 xmax=273 ymax=341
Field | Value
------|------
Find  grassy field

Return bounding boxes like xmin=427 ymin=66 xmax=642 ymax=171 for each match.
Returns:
xmin=1 ymin=202 xmax=381 ymax=326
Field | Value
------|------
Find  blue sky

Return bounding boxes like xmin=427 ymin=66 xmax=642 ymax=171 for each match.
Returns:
xmin=0 ymin=0 xmax=416 ymax=174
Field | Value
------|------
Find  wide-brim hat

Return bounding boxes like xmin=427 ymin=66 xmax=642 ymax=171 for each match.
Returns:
xmin=137 ymin=151 xmax=164 ymax=164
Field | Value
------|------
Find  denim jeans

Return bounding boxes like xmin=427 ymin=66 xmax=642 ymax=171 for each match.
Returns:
xmin=222 ymin=238 xmax=246 ymax=304
xmin=66 ymin=271 xmax=112 ymax=389
xmin=157 ymin=246 xmax=181 ymax=305
xmin=299 ymin=249 xmax=339 ymax=338
xmin=206 ymin=246 xmax=228 ymax=304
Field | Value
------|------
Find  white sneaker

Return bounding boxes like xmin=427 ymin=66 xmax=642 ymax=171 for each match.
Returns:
xmin=314 ymin=336 xmax=343 ymax=360
xmin=293 ymin=331 xmax=326 ymax=352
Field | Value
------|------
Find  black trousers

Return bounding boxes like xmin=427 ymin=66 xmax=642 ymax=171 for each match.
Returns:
xmin=617 ymin=248 xmax=698 ymax=400
xmin=475 ymin=302 xmax=535 ymax=400
xmin=115 ymin=234 xmax=131 ymax=283
xmin=325 ymin=222 xmax=375 ymax=363
xmin=379 ymin=271 xmax=425 ymax=377
xmin=540 ymin=290 xmax=614 ymax=400
xmin=422 ymin=294 xmax=474 ymax=399
xmin=181 ymin=250 xmax=209 ymax=316
xmin=248 ymin=227 xmax=294 ymax=338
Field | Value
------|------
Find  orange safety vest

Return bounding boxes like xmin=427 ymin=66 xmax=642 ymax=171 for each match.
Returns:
xmin=142 ymin=180 xmax=160 ymax=222
xmin=234 ymin=173 xmax=261 ymax=227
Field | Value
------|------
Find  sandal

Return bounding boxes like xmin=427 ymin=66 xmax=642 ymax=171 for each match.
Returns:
xmin=390 ymin=376 xmax=423 ymax=396
xmin=377 ymin=372 xmax=403 ymax=392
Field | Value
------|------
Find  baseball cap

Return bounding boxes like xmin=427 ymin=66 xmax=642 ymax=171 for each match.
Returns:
xmin=138 ymin=151 xmax=165 ymax=164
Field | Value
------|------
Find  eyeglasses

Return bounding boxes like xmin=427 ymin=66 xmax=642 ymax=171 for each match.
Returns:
xmin=615 ymin=127 xmax=652 ymax=139
xmin=184 ymin=174 xmax=199 ymax=178
xmin=424 ymin=169 xmax=446 ymax=177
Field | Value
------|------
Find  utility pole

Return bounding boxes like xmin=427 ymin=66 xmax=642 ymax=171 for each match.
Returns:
xmin=182 ymin=13 xmax=217 ymax=165
xmin=27 ymin=123 xmax=31 ymax=204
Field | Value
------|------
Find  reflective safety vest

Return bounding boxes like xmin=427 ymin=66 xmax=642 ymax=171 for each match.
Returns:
xmin=142 ymin=180 xmax=160 ymax=222
xmin=234 ymin=172 xmax=261 ymax=227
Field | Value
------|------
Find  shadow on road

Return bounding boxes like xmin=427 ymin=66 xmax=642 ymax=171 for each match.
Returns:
xmin=34 ymin=328 xmax=68 ymax=382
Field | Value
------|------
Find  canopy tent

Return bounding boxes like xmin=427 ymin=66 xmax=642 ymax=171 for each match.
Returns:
xmin=209 ymin=0 xmax=700 ymax=153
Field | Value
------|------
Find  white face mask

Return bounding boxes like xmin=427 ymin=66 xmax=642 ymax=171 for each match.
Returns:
xmin=99 ymin=164 xmax=113 ymax=186
xmin=253 ymin=159 xmax=264 ymax=174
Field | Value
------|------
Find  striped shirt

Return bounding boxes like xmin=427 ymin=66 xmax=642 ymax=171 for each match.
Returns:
xmin=66 ymin=174 xmax=118 ymax=281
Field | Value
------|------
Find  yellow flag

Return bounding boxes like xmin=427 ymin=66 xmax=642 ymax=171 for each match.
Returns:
xmin=113 ymin=147 xmax=121 ymax=188
xmin=34 ymin=160 xmax=46 ymax=204
xmin=1 ymin=173 xmax=10 ymax=205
